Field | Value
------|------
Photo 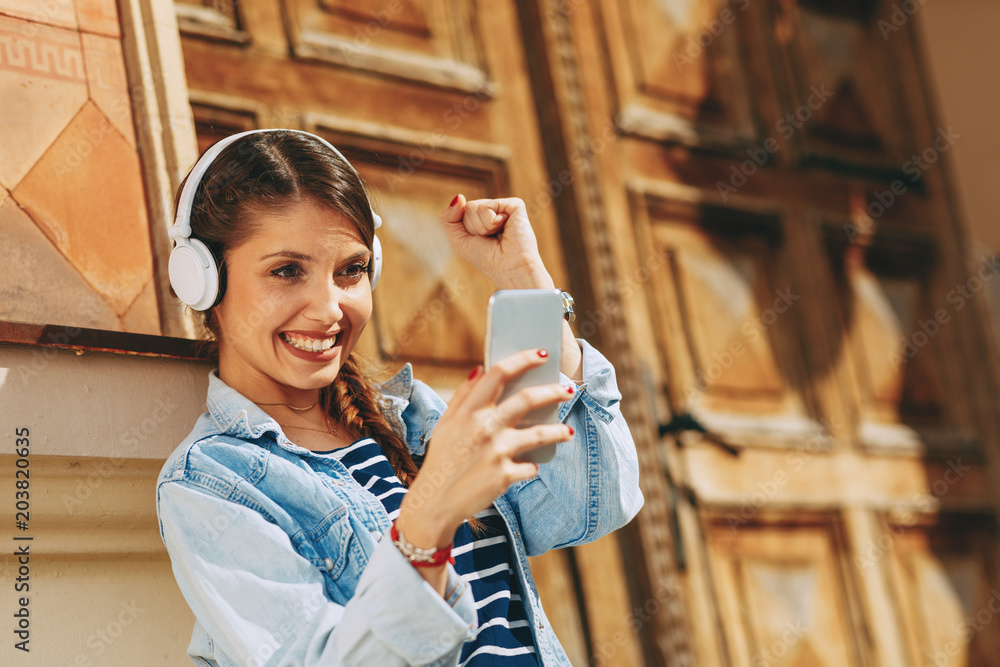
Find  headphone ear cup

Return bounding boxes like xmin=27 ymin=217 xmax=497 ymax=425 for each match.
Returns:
xmin=370 ymin=234 xmax=383 ymax=291
xmin=168 ymin=237 xmax=220 ymax=311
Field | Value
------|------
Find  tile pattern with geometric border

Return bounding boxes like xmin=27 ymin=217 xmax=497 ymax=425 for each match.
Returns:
xmin=2 ymin=5 xmax=157 ymax=334
xmin=14 ymin=102 xmax=153 ymax=317
xmin=0 ymin=14 xmax=88 ymax=189
xmin=0 ymin=198 xmax=121 ymax=330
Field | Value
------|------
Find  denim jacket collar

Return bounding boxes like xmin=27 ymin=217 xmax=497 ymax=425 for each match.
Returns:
xmin=204 ymin=363 xmax=417 ymax=445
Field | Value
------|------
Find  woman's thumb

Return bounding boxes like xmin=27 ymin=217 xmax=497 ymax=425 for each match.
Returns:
xmin=440 ymin=194 xmax=466 ymax=223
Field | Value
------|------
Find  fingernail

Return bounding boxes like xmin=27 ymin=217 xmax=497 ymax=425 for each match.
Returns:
xmin=568 ymin=426 xmax=575 ymax=436
xmin=566 ymin=385 xmax=574 ymax=395
xmin=537 ymin=349 xmax=548 ymax=358
xmin=450 ymin=195 xmax=460 ymax=207
xmin=467 ymin=365 xmax=481 ymax=380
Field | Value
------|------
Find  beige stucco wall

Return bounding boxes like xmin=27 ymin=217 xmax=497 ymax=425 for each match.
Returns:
xmin=0 ymin=343 xmax=211 ymax=664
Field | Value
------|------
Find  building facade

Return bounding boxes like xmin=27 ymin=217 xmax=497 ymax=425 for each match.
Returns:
xmin=1 ymin=1 xmax=999 ymax=665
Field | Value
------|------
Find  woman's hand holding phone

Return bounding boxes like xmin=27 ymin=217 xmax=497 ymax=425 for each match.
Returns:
xmin=395 ymin=349 xmax=573 ymax=555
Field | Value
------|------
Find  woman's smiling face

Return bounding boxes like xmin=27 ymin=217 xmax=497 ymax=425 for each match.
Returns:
xmin=213 ymin=197 xmax=374 ymax=399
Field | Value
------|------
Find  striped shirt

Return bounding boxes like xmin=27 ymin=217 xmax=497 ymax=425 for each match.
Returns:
xmin=323 ymin=438 xmax=539 ymax=666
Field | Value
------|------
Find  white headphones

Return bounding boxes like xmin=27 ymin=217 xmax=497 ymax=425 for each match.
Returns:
xmin=167 ymin=129 xmax=383 ymax=311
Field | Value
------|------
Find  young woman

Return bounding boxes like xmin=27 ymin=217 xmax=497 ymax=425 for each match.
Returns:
xmin=156 ymin=129 xmax=643 ymax=666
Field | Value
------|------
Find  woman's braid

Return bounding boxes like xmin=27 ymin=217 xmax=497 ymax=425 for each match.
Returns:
xmin=323 ymin=357 xmax=420 ymax=487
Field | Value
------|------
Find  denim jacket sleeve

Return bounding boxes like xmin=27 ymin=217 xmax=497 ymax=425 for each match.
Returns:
xmin=504 ymin=339 xmax=644 ymax=556
xmin=157 ymin=481 xmax=477 ymax=666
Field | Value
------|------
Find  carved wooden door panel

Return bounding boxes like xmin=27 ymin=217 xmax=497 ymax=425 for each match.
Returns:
xmin=519 ymin=0 xmax=1000 ymax=665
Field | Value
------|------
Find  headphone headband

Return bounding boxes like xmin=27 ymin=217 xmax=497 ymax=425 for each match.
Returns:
xmin=168 ymin=129 xmax=383 ymax=310
xmin=170 ymin=129 xmax=382 ymax=240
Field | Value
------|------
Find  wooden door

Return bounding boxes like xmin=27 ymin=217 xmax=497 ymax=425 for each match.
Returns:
xmin=516 ymin=0 xmax=1000 ymax=666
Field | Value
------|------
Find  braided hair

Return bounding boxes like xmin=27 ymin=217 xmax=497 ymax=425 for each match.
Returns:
xmin=322 ymin=356 xmax=420 ymax=487
xmin=323 ymin=357 xmax=486 ymax=533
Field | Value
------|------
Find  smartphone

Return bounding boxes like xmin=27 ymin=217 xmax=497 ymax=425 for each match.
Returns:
xmin=485 ymin=289 xmax=564 ymax=464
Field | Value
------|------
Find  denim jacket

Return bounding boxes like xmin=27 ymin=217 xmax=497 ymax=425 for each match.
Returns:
xmin=156 ymin=339 xmax=644 ymax=666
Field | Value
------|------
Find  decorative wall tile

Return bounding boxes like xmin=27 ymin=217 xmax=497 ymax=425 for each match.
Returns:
xmin=0 ymin=0 xmax=78 ymax=30
xmin=0 ymin=199 xmax=120 ymax=330
xmin=81 ymin=32 xmax=135 ymax=145
xmin=13 ymin=102 xmax=152 ymax=316
xmin=76 ymin=0 xmax=120 ymax=37
xmin=0 ymin=14 xmax=88 ymax=188
xmin=122 ymin=277 xmax=161 ymax=335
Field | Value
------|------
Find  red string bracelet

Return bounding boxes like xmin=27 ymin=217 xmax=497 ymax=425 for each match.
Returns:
xmin=390 ymin=522 xmax=455 ymax=567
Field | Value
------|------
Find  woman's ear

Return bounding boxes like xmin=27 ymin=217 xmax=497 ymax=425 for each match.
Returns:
xmin=213 ymin=259 xmax=228 ymax=309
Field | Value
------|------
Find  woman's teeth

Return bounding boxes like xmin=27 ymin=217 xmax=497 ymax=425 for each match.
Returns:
xmin=281 ymin=332 xmax=337 ymax=352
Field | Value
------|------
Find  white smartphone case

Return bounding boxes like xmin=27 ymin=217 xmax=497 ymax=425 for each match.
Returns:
xmin=485 ymin=289 xmax=564 ymax=464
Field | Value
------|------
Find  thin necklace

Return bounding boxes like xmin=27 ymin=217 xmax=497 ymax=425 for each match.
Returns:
xmin=279 ymin=412 xmax=338 ymax=436
xmin=252 ymin=397 xmax=333 ymax=435
xmin=256 ymin=400 xmax=319 ymax=412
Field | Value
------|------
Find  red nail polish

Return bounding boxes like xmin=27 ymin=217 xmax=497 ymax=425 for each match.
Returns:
xmin=467 ymin=365 xmax=481 ymax=380
xmin=537 ymin=349 xmax=548 ymax=358
xmin=566 ymin=385 xmax=574 ymax=395
xmin=568 ymin=426 xmax=575 ymax=436
xmin=450 ymin=195 xmax=459 ymax=207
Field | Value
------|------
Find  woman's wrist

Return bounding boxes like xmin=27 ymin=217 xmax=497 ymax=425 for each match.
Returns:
xmin=395 ymin=495 xmax=456 ymax=550
xmin=493 ymin=259 xmax=555 ymax=291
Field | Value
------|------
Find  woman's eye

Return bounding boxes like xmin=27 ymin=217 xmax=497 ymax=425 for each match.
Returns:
xmin=343 ymin=262 xmax=370 ymax=279
xmin=271 ymin=264 xmax=301 ymax=280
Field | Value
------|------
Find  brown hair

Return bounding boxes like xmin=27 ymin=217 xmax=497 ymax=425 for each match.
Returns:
xmin=175 ymin=130 xmax=420 ymax=487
